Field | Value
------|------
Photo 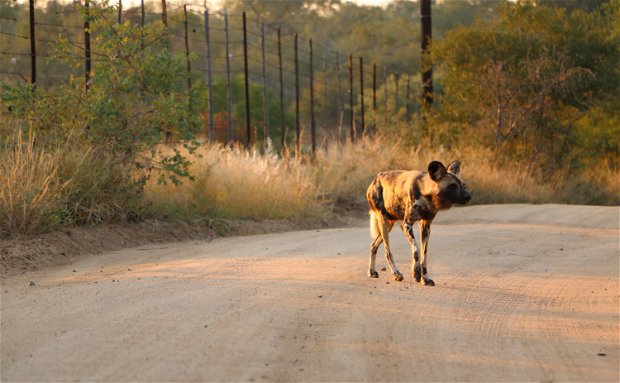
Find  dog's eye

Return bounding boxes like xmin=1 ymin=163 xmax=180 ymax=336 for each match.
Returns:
xmin=448 ymin=184 xmax=458 ymax=191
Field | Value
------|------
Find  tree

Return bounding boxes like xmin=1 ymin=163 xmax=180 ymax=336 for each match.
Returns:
xmin=432 ymin=1 xmax=619 ymax=170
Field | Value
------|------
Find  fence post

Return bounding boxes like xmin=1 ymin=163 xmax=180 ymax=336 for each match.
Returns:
xmin=118 ymin=0 xmax=122 ymax=24
xmin=84 ymin=0 xmax=91 ymax=89
xmin=383 ymin=67 xmax=387 ymax=124
xmin=140 ymin=0 xmax=145 ymax=54
xmin=336 ymin=50 xmax=343 ymax=144
xmin=359 ymin=56 xmax=365 ymax=136
xmin=183 ymin=5 xmax=192 ymax=110
xmin=348 ymin=54 xmax=354 ymax=142
xmin=161 ymin=0 xmax=167 ymax=26
xmin=161 ymin=0 xmax=169 ymax=52
xmin=294 ymin=34 xmax=300 ymax=156
xmin=372 ymin=63 xmax=377 ymax=129
xmin=277 ymin=28 xmax=285 ymax=152
xmin=394 ymin=72 xmax=400 ymax=115
xmin=140 ymin=0 xmax=145 ymax=28
xmin=28 ymin=0 xmax=36 ymax=87
xmin=322 ymin=50 xmax=327 ymax=124
xmin=204 ymin=9 xmax=214 ymax=141
xmin=261 ymin=23 xmax=269 ymax=146
xmin=309 ymin=38 xmax=316 ymax=154
xmin=242 ymin=12 xmax=251 ymax=147
xmin=406 ymin=73 xmax=411 ymax=119
xmin=224 ymin=11 xmax=233 ymax=143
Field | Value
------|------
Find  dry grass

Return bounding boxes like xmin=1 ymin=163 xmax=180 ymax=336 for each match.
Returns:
xmin=145 ymin=144 xmax=326 ymax=222
xmin=3 ymin=132 xmax=616 ymax=239
xmin=0 ymin=128 xmax=140 ymax=238
xmin=146 ymin=137 xmax=618 ymax=227
xmin=312 ymin=140 xmax=567 ymax=205
xmin=0 ymin=130 xmax=67 ymax=236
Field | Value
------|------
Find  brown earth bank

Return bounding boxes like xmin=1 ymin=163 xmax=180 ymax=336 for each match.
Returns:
xmin=1 ymin=204 xmax=619 ymax=382
xmin=0 ymin=212 xmax=354 ymax=279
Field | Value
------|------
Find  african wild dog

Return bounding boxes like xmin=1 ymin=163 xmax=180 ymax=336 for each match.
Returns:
xmin=366 ymin=160 xmax=471 ymax=285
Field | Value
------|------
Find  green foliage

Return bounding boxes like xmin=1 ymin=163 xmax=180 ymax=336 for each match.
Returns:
xmin=431 ymin=1 xmax=620 ymax=171
xmin=2 ymin=1 xmax=204 ymax=185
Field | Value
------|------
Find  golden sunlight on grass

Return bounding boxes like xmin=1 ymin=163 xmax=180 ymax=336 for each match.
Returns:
xmin=144 ymin=136 xmax=619 ymax=226
xmin=145 ymin=144 xmax=326 ymax=221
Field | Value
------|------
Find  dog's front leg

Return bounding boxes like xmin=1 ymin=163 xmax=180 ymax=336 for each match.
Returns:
xmin=403 ymin=200 xmax=425 ymax=282
xmin=419 ymin=219 xmax=435 ymax=286
xmin=403 ymin=223 xmax=422 ymax=283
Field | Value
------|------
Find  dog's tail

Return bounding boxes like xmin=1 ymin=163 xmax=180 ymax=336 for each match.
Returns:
xmin=369 ymin=211 xmax=380 ymax=239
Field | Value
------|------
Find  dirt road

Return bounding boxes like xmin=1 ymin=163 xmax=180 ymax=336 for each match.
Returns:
xmin=1 ymin=204 xmax=618 ymax=382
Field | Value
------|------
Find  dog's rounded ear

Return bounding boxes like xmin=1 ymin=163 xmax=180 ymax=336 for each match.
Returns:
xmin=428 ymin=161 xmax=447 ymax=182
xmin=447 ymin=160 xmax=461 ymax=175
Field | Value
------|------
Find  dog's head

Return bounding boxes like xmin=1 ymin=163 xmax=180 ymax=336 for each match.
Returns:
xmin=428 ymin=160 xmax=471 ymax=206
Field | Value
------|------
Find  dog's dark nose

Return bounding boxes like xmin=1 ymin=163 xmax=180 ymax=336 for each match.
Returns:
xmin=463 ymin=193 xmax=471 ymax=204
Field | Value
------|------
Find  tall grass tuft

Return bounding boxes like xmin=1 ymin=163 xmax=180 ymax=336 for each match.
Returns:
xmin=145 ymin=144 xmax=326 ymax=222
xmin=0 ymin=128 xmax=142 ymax=238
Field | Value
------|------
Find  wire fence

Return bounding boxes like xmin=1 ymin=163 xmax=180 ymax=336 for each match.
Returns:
xmin=0 ymin=0 xmax=423 ymax=153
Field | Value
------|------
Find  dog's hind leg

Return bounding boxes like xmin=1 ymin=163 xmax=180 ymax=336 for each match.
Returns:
xmin=368 ymin=235 xmax=382 ymax=278
xmin=419 ymin=220 xmax=435 ymax=286
xmin=378 ymin=219 xmax=403 ymax=281
xmin=368 ymin=212 xmax=382 ymax=278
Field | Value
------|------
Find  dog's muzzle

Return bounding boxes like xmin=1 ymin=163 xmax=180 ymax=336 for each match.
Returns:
xmin=461 ymin=191 xmax=471 ymax=204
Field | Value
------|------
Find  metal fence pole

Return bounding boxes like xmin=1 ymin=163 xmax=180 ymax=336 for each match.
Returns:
xmin=140 ymin=0 xmax=144 ymax=28
xmin=309 ymin=38 xmax=316 ymax=154
xmin=161 ymin=0 xmax=167 ymax=26
xmin=383 ymin=67 xmax=388 ymax=125
xmin=406 ymin=73 xmax=411 ymax=119
xmin=204 ymin=9 xmax=214 ymax=141
xmin=336 ymin=50 xmax=343 ymax=144
xmin=28 ymin=0 xmax=36 ymax=87
xmin=224 ymin=11 xmax=233 ymax=143
xmin=242 ymin=12 xmax=251 ymax=147
xmin=183 ymin=5 xmax=192 ymax=110
xmin=277 ymin=28 xmax=285 ymax=152
xmin=243 ymin=12 xmax=252 ymax=148
xmin=294 ymin=33 xmax=300 ymax=156
xmin=348 ymin=54 xmax=354 ymax=142
xmin=84 ymin=0 xmax=91 ymax=89
xmin=372 ymin=63 xmax=377 ymax=129
xmin=261 ymin=23 xmax=269 ymax=145
xmin=359 ymin=56 xmax=365 ymax=136
xmin=394 ymin=72 xmax=400 ymax=115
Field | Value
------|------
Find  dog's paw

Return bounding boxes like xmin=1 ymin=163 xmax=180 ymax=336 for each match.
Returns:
xmin=393 ymin=271 xmax=404 ymax=282
xmin=422 ymin=277 xmax=435 ymax=286
xmin=368 ymin=270 xmax=379 ymax=278
xmin=413 ymin=266 xmax=422 ymax=283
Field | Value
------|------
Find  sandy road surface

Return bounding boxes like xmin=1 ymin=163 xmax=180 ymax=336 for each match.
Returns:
xmin=1 ymin=204 xmax=618 ymax=382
